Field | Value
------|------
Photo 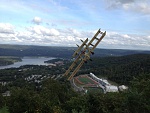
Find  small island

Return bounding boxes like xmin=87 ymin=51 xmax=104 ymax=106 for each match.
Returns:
xmin=0 ymin=56 xmax=22 ymax=66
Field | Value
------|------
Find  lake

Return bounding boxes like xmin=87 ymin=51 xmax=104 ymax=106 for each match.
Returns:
xmin=0 ymin=57 xmax=55 ymax=69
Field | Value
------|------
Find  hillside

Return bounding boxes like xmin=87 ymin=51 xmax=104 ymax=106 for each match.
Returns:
xmin=78 ymin=54 xmax=150 ymax=85
xmin=0 ymin=56 xmax=22 ymax=66
xmin=0 ymin=44 xmax=150 ymax=58
xmin=0 ymin=53 xmax=150 ymax=113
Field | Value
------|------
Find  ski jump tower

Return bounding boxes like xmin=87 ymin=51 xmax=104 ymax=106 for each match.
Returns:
xmin=64 ymin=29 xmax=106 ymax=80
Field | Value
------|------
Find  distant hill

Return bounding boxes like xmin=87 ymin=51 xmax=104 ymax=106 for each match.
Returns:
xmin=0 ymin=44 xmax=150 ymax=58
xmin=79 ymin=54 xmax=150 ymax=85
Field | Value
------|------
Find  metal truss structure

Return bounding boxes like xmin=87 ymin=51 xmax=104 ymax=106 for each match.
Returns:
xmin=64 ymin=29 xmax=106 ymax=80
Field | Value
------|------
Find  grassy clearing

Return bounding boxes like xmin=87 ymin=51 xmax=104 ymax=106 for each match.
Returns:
xmin=86 ymin=87 xmax=103 ymax=94
xmin=78 ymin=76 xmax=95 ymax=84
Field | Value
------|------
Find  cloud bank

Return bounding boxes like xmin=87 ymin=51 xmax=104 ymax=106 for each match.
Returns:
xmin=0 ymin=22 xmax=149 ymax=50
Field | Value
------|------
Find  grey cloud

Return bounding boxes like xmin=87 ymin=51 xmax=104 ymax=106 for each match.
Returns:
xmin=106 ymin=0 xmax=135 ymax=9
xmin=119 ymin=0 xmax=134 ymax=4
xmin=105 ymin=0 xmax=150 ymax=15
xmin=17 ymin=32 xmax=31 ymax=40
xmin=0 ymin=23 xmax=14 ymax=34
xmin=102 ymin=31 xmax=150 ymax=50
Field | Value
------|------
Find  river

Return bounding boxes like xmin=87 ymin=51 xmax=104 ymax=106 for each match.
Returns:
xmin=0 ymin=57 xmax=55 ymax=69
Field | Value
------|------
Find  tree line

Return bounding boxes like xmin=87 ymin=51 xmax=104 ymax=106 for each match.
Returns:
xmin=0 ymin=44 xmax=150 ymax=58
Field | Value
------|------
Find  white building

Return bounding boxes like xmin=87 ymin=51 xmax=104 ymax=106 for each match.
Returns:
xmin=105 ymin=85 xmax=118 ymax=92
xmin=118 ymin=85 xmax=128 ymax=91
xmin=89 ymin=73 xmax=110 ymax=86
xmin=89 ymin=73 xmax=118 ymax=93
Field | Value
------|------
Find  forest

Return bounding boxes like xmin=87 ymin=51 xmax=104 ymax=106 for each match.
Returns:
xmin=0 ymin=54 xmax=150 ymax=113
xmin=78 ymin=54 xmax=150 ymax=85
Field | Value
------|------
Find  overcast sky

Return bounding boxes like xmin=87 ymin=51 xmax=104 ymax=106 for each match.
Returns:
xmin=0 ymin=0 xmax=150 ymax=50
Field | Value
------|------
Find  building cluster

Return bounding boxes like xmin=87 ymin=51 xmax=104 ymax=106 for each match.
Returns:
xmin=24 ymin=74 xmax=44 ymax=83
xmin=54 ymin=61 xmax=64 ymax=66
xmin=48 ymin=61 xmax=64 ymax=68
xmin=0 ymin=81 xmax=8 ymax=86
xmin=24 ymin=74 xmax=62 ymax=83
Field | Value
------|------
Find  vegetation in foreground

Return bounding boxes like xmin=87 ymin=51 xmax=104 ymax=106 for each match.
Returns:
xmin=0 ymin=73 xmax=149 ymax=113
xmin=0 ymin=54 xmax=149 ymax=113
